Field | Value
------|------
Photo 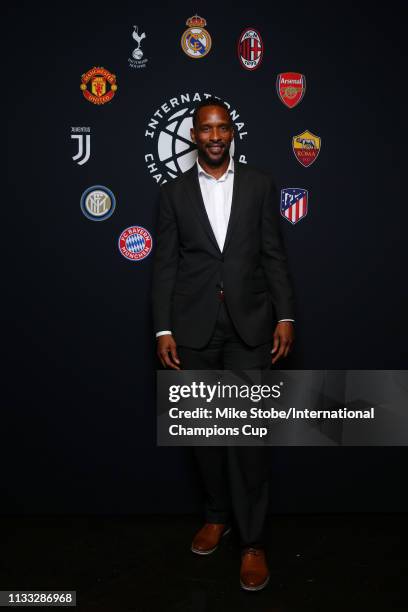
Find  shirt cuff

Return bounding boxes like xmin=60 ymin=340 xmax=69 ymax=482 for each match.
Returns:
xmin=156 ymin=330 xmax=172 ymax=338
xmin=278 ymin=319 xmax=295 ymax=322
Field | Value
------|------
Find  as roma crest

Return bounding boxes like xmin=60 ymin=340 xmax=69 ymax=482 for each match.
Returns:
xmin=280 ymin=188 xmax=308 ymax=224
xmin=80 ymin=67 xmax=117 ymax=105
xmin=292 ymin=130 xmax=321 ymax=167
xmin=237 ymin=28 xmax=263 ymax=70
xmin=276 ymin=72 xmax=306 ymax=108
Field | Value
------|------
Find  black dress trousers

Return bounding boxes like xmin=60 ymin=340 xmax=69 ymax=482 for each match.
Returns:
xmin=177 ymin=294 xmax=273 ymax=549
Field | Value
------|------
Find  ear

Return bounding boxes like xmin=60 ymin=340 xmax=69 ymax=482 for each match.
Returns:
xmin=190 ymin=127 xmax=196 ymax=143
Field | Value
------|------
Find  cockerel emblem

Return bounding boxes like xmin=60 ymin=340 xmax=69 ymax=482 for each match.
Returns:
xmin=132 ymin=25 xmax=146 ymax=60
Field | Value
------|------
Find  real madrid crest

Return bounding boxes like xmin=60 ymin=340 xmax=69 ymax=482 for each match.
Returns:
xmin=80 ymin=67 xmax=117 ymax=105
xmin=181 ymin=14 xmax=212 ymax=59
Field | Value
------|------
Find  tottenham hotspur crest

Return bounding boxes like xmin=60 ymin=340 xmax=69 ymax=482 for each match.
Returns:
xmin=129 ymin=26 xmax=148 ymax=69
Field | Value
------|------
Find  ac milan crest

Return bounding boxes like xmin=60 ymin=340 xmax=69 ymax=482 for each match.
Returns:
xmin=276 ymin=72 xmax=306 ymax=109
xmin=280 ymin=188 xmax=308 ymax=224
xmin=237 ymin=28 xmax=263 ymax=70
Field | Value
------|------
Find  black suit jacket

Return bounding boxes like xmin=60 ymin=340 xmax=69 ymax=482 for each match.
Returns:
xmin=152 ymin=161 xmax=295 ymax=348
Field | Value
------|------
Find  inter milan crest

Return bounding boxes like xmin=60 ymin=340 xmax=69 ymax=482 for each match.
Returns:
xmin=237 ymin=28 xmax=263 ymax=70
xmin=280 ymin=188 xmax=308 ymax=225
xmin=181 ymin=15 xmax=212 ymax=59
xmin=292 ymin=130 xmax=321 ymax=167
xmin=118 ymin=226 xmax=153 ymax=261
xmin=80 ymin=67 xmax=117 ymax=105
xmin=276 ymin=72 xmax=306 ymax=109
xmin=80 ymin=186 xmax=116 ymax=221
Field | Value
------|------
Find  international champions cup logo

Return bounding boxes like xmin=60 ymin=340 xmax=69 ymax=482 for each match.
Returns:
xmin=144 ymin=92 xmax=249 ymax=184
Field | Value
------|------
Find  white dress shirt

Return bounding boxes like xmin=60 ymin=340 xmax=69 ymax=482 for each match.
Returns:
xmin=156 ymin=156 xmax=293 ymax=338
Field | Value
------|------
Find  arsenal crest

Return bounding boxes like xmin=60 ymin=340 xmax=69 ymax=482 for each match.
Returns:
xmin=276 ymin=72 xmax=306 ymax=108
xmin=280 ymin=188 xmax=308 ymax=224
xmin=181 ymin=14 xmax=212 ymax=59
xmin=237 ymin=28 xmax=263 ymax=70
xmin=80 ymin=67 xmax=117 ymax=105
xmin=292 ymin=130 xmax=321 ymax=167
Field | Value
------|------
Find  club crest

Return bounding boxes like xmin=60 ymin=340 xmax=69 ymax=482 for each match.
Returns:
xmin=80 ymin=186 xmax=116 ymax=221
xmin=292 ymin=130 xmax=321 ymax=167
xmin=80 ymin=67 xmax=117 ymax=105
xmin=181 ymin=14 xmax=212 ymax=59
xmin=280 ymin=188 xmax=308 ymax=224
xmin=276 ymin=72 xmax=306 ymax=108
xmin=118 ymin=226 xmax=153 ymax=261
xmin=237 ymin=28 xmax=263 ymax=70
xmin=129 ymin=25 xmax=148 ymax=69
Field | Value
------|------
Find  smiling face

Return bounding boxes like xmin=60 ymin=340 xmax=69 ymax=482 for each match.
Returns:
xmin=190 ymin=105 xmax=234 ymax=167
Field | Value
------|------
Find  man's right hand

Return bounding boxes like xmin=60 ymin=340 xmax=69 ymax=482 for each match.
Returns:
xmin=157 ymin=334 xmax=181 ymax=370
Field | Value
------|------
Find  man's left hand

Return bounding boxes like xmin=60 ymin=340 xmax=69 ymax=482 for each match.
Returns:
xmin=271 ymin=322 xmax=295 ymax=364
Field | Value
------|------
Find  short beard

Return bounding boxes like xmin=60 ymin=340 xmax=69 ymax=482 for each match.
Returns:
xmin=198 ymin=145 xmax=230 ymax=167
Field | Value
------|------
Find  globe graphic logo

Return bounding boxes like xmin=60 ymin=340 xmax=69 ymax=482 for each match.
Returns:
xmin=157 ymin=106 xmax=236 ymax=180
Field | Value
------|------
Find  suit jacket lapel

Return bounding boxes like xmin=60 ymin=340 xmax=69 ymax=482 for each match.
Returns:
xmin=184 ymin=159 xmax=245 ymax=256
xmin=222 ymin=161 xmax=243 ymax=254
xmin=185 ymin=163 xmax=221 ymax=254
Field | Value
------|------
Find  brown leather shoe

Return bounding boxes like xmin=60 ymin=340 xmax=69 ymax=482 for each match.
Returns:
xmin=240 ymin=547 xmax=270 ymax=591
xmin=191 ymin=523 xmax=231 ymax=555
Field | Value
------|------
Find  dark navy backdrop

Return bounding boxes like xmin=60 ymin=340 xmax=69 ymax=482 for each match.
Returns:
xmin=5 ymin=0 xmax=407 ymax=513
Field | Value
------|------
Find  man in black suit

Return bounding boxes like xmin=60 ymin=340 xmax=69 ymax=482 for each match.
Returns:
xmin=152 ymin=98 xmax=295 ymax=591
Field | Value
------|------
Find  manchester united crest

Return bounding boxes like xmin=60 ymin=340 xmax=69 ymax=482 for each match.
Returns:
xmin=181 ymin=14 xmax=212 ymax=59
xmin=292 ymin=130 xmax=321 ymax=167
xmin=237 ymin=28 xmax=263 ymax=70
xmin=80 ymin=67 xmax=118 ymax=105
xmin=280 ymin=188 xmax=308 ymax=225
xmin=276 ymin=72 xmax=306 ymax=108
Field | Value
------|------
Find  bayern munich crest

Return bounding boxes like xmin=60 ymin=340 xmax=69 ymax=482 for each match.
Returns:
xmin=292 ymin=130 xmax=321 ymax=167
xmin=80 ymin=67 xmax=117 ymax=105
xmin=237 ymin=28 xmax=263 ymax=70
xmin=118 ymin=226 xmax=153 ymax=261
xmin=80 ymin=186 xmax=116 ymax=221
xmin=280 ymin=188 xmax=308 ymax=225
xmin=181 ymin=14 xmax=212 ymax=59
xmin=276 ymin=72 xmax=306 ymax=109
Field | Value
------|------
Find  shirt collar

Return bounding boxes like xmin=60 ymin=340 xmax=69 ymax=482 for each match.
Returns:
xmin=196 ymin=155 xmax=234 ymax=181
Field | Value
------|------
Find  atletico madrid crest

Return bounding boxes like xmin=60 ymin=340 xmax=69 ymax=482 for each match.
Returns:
xmin=276 ymin=72 xmax=306 ymax=108
xmin=280 ymin=188 xmax=308 ymax=224
xmin=237 ymin=28 xmax=263 ymax=70
xmin=292 ymin=130 xmax=321 ymax=167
